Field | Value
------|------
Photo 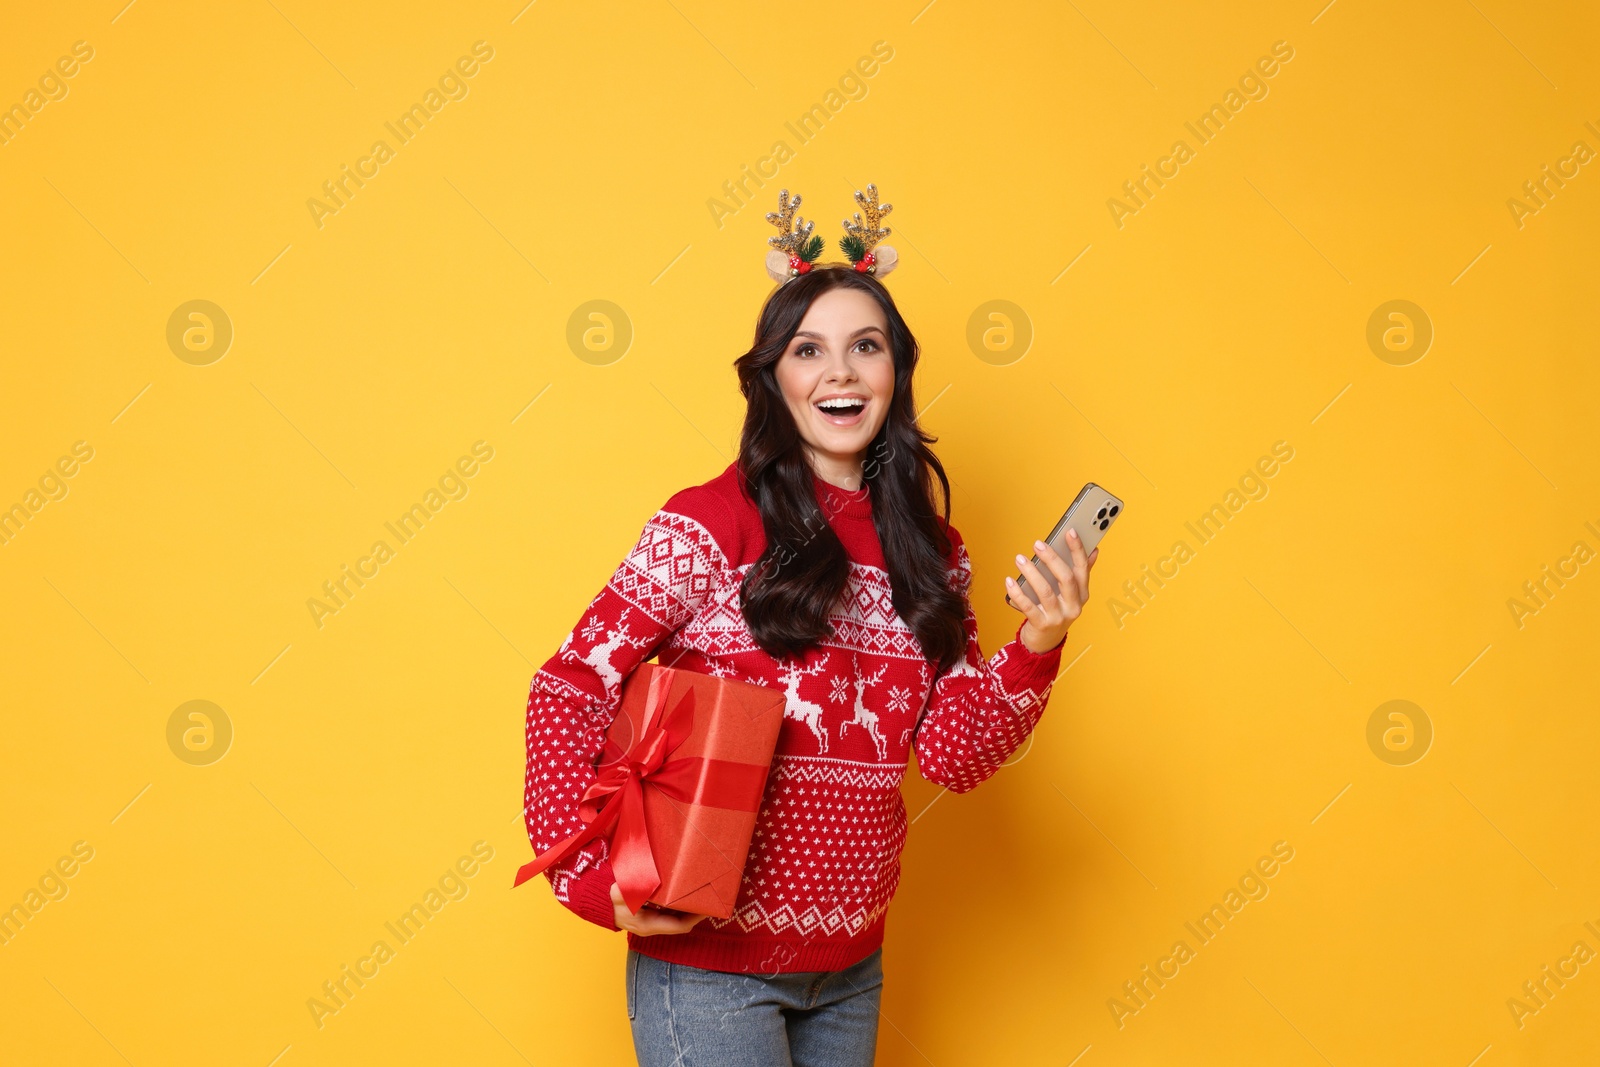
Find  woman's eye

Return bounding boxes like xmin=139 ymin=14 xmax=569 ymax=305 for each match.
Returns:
xmin=792 ymin=340 xmax=880 ymax=356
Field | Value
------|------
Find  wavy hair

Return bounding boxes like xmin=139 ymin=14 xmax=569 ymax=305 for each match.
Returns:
xmin=733 ymin=266 xmax=967 ymax=674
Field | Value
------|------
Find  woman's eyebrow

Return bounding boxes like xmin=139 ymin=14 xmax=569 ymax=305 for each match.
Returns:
xmin=792 ymin=326 xmax=886 ymax=340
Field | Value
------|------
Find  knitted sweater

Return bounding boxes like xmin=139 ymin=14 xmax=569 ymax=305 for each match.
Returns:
xmin=522 ymin=461 xmax=1066 ymax=973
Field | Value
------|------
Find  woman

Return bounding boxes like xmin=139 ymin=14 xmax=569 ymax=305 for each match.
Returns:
xmin=523 ymin=261 xmax=1097 ymax=1066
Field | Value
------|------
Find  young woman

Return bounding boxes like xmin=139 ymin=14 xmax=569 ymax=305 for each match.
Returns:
xmin=523 ymin=261 xmax=1097 ymax=1066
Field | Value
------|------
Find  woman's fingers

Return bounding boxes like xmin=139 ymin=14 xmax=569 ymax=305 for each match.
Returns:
xmin=1062 ymin=532 xmax=1094 ymax=605
xmin=1004 ymin=573 xmax=1051 ymax=627
xmin=611 ymin=883 xmax=711 ymax=935
xmin=1060 ymin=528 xmax=1091 ymax=572
xmin=1033 ymin=538 xmax=1083 ymax=605
xmin=1059 ymin=532 xmax=1094 ymax=601
xmin=1010 ymin=555 xmax=1055 ymax=620
xmin=634 ymin=911 xmax=708 ymax=935
xmin=1003 ymin=574 xmax=1037 ymax=618
xmin=1008 ymin=535 xmax=1102 ymax=643
xmin=1014 ymin=551 xmax=1058 ymax=601
xmin=1029 ymin=541 xmax=1085 ymax=614
xmin=1069 ymin=545 xmax=1099 ymax=609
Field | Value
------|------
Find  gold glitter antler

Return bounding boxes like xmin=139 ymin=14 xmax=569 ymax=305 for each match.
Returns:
xmin=765 ymin=189 xmax=815 ymax=257
xmin=841 ymin=184 xmax=893 ymax=253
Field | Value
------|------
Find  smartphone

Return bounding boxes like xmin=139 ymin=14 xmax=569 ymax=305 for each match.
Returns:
xmin=1011 ymin=483 xmax=1124 ymax=606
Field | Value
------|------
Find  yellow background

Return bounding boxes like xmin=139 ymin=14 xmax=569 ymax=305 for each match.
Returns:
xmin=2 ymin=0 xmax=1597 ymax=1063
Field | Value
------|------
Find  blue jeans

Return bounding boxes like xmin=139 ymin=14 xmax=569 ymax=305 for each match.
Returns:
xmin=626 ymin=946 xmax=884 ymax=1066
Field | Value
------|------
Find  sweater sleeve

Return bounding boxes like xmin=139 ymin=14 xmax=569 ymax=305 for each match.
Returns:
xmin=523 ymin=501 xmax=726 ymax=930
xmin=911 ymin=525 xmax=1065 ymax=794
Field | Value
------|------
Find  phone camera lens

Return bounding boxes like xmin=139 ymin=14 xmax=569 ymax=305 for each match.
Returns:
xmin=1108 ymin=505 xmax=1119 ymax=517
xmin=1099 ymin=518 xmax=1110 ymax=530
xmin=1096 ymin=507 xmax=1107 ymax=520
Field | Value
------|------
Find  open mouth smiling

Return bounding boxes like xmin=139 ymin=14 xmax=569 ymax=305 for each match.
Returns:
xmin=814 ymin=395 xmax=869 ymax=424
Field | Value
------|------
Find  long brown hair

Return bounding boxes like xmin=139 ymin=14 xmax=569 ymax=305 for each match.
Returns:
xmin=733 ymin=266 xmax=966 ymax=674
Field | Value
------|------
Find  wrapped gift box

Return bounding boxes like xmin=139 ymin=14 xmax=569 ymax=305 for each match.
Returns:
xmin=514 ymin=662 xmax=786 ymax=919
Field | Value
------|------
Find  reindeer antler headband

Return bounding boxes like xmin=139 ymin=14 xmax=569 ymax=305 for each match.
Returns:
xmin=764 ymin=184 xmax=900 ymax=284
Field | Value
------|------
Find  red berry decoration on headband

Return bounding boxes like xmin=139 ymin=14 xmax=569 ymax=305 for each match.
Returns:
xmin=790 ymin=255 xmax=813 ymax=274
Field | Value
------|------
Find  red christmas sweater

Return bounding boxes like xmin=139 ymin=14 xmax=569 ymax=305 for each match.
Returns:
xmin=523 ymin=462 xmax=1066 ymax=973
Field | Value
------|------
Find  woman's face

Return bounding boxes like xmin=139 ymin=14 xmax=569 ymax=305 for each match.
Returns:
xmin=774 ymin=285 xmax=895 ymax=477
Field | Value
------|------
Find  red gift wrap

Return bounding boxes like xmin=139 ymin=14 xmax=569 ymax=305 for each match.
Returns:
xmin=514 ymin=662 xmax=786 ymax=918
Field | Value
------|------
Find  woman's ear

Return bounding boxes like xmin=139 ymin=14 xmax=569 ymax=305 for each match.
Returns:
xmin=766 ymin=250 xmax=792 ymax=284
xmin=872 ymin=245 xmax=898 ymax=278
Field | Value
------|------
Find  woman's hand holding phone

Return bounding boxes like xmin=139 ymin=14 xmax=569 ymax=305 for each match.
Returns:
xmin=1005 ymin=531 xmax=1097 ymax=653
xmin=609 ymin=881 xmax=712 ymax=936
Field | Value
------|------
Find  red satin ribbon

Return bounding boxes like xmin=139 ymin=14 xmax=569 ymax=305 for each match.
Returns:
xmin=513 ymin=666 xmax=769 ymax=914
